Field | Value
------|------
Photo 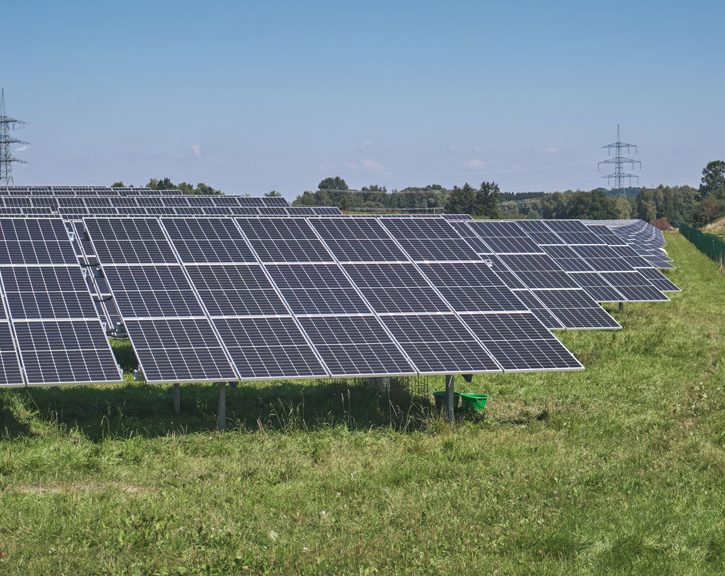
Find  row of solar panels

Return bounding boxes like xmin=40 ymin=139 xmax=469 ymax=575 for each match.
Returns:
xmin=0 ymin=213 xmax=676 ymax=387
xmin=0 ymin=186 xmax=211 ymax=198
xmin=0 ymin=204 xmax=342 ymax=217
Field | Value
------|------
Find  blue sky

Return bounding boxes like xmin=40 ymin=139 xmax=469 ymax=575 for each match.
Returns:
xmin=3 ymin=0 xmax=724 ymax=198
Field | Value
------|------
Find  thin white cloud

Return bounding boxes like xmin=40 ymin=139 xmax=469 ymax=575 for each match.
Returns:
xmin=463 ymin=159 xmax=486 ymax=169
xmin=543 ymin=147 xmax=560 ymax=154
xmin=191 ymin=144 xmax=202 ymax=157
xmin=360 ymin=158 xmax=387 ymax=174
xmin=14 ymin=145 xmax=28 ymax=152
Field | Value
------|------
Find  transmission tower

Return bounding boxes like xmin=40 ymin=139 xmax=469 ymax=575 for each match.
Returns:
xmin=0 ymin=89 xmax=27 ymax=185
xmin=598 ymin=124 xmax=640 ymax=196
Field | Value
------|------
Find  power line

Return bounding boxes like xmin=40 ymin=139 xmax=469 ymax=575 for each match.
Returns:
xmin=0 ymin=89 xmax=28 ymax=185
xmin=598 ymin=124 xmax=640 ymax=196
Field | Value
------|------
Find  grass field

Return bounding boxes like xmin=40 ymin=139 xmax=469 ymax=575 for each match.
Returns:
xmin=0 ymin=233 xmax=723 ymax=575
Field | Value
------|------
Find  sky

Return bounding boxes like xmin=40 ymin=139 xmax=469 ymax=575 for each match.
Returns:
xmin=2 ymin=0 xmax=724 ymax=199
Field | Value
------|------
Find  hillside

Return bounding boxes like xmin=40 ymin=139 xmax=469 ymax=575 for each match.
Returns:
xmin=704 ymin=215 xmax=725 ymax=237
xmin=0 ymin=233 xmax=723 ymax=575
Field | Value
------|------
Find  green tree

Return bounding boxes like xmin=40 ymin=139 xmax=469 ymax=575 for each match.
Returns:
xmin=318 ymin=177 xmax=348 ymax=191
xmin=475 ymin=181 xmax=502 ymax=218
xmin=699 ymin=160 xmax=725 ymax=196
xmin=444 ymin=184 xmax=476 ymax=214
xmin=265 ymin=190 xmax=282 ymax=197
xmin=147 ymin=177 xmax=177 ymax=190
xmin=111 ymin=181 xmax=125 ymax=188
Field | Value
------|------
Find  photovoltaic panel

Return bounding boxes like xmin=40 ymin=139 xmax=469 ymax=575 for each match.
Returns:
xmin=213 ymin=317 xmax=327 ymax=378
xmin=532 ymin=289 xmax=620 ymax=329
xmin=0 ymin=219 xmax=77 ymax=264
xmin=514 ymin=220 xmax=564 ymax=245
xmin=571 ymin=245 xmax=633 ymax=272
xmin=266 ymin=264 xmax=371 ymax=315
xmin=84 ymin=218 xmax=177 ymax=264
xmin=542 ymin=220 xmax=604 ymax=245
xmin=585 ymin=224 xmax=625 ymax=245
xmin=448 ymin=221 xmax=491 ymax=254
xmin=569 ymin=272 xmax=624 ymax=302
xmin=185 ymin=264 xmax=288 ymax=317
xmin=162 ymin=218 xmax=256 ymax=263
xmin=381 ymin=314 xmax=500 ymax=374
xmin=600 ymin=272 xmax=669 ymax=301
xmin=462 ymin=312 xmax=583 ymax=371
xmin=540 ymin=245 xmax=594 ymax=272
xmin=637 ymin=267 xmax=680 ymax=292
xmin=381 ymin=218 xmax=481 ymax=261
xmin=498 ymin=254 xmax=579 ymax=289
xmin=512 ymin=289 xmax=563 ymax=329
xmin=482 ymin=255 xmax=526 ymax=289
xmin=343 ymin=263 xmax=450 ymax=313
xmin=123 ymin=318 xmax=237 ymax=383
xmin=14 ymin=320 xmax=122 ymax=385
xmin=0 ymin=322 xmax=24 ymax=386
xmin=237 ymin=218 xmax=333 ymax=262
xmin=465 ymin=221 xmax=542 ymax=254
xmin=1 ymin=266 xmax=99 ymax=319
xmin=607 ymin=245 xmax=654 ymax=269
xmin=298 ymin=315 xmax=415 ymax=376
xmin=309 ymin=218 xmax=408 ymax=262
xmin=102 ymin=265 xmax=205 ymax=318
xmin=417 ymin=262 xmax=527 ymax=312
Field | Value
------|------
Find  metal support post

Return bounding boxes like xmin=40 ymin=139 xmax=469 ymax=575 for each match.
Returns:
xmin=618 ymin=302 xmax=624 ymax=313
xmin=445 ymin=374 xmax=455 ymax=423
xmin=217 ymin=382 xmax=226 ymax=431
xmin=172 ymin=383 xmax=180 ymax=415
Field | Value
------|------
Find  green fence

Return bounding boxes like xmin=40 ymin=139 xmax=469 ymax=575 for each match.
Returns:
xmin=679 ymin=224 xmax=725 ymax=266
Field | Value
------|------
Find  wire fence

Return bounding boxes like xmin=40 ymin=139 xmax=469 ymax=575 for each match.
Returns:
xmin=679 ymin=223 xmax=725 ymax=267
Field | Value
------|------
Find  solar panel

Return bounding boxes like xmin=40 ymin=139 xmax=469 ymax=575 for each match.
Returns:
xmin=462 ymin=312 xmax=583 ymax=371
xmin=266 ymin=264 xmax=370 ymax=315
xmin=514 ymin=220 xmax=564 ymax=245
xmin=637 ymin=267 xmax=680 ymax=292
xmin=381 ymin=314 xmax=500 ymax=374
xmin=213 ymin=317 xmax=327 ymax=378
xmin=237 ymin=218 xmax=333 ymax=263
xmin=1 ymin=266 xmax=98 ymax=319
xmin=309 ymin=218 xmax=408 ymax=262
xmin=0 ymin=322 xmax=24 ymax=386
xmin=14 ymin=320 xmax=122 ymax=385
xmin=343 ymin=263 xmax=449 ymax=313
xmin=532 ymin=289 xmax=621 ymax=329
xmin=543 ymin=220 xmax=604 ymax=245
xmin=569 ymin=272 xmax=624 ymax=302
xmin=465 ymin=221 xmax=542 ymax=254
xmin=540 ymin=245 xmax=594 ymax=272
xmin=571 ymin=245 xmax=634 ymax=272
xmin=417 ymin=262 xmax=527 ymax=312
xmin=102 ymin=265 xmax=205 ymax=318
xmin=512 ymin=289 xmax=563 ymax=329
xmin=162 ymin=218 xmax=256 ymax=263
xmin=498 ymin=254 xmax=579 ymax=289
xmin=123 ymin=318 xmax=237 ymax=383
xmin=381 ymin=218 xmax=481 ymax=261
xmin=84 ymin=218 xmax=177 ymax=264
xmin=298 ymin=315 xmax=415 ymax=376
xmin=0 ymin=219 xmax=77 ymax=265
xmin=600 ymin=272 xmax=669 ymax=301
xmin=185 ymin=264 xmax=288 ymax=317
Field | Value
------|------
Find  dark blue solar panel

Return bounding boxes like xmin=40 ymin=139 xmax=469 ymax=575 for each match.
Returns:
xmin=85 ymin=218 xmax=177 ymax=264
xmin=0 ymin=322 xmax=24 ymax=386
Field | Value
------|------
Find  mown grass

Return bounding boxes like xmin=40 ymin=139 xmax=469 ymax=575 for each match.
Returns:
xmin=0 ymin=233 xmax=723 ymax=575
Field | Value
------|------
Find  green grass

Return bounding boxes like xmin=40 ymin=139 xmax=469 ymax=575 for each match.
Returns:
xmin=0 ymin=233 xmax=723 ymax=575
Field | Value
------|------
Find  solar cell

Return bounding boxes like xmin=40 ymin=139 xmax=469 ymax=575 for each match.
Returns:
xmin=540 ymin=245 xmax=594 ymax=272
xmin=466 ymin=221 xmax=542 ymax=254
xmin=0 ymin=219 xmax=77 ymax=265
xmin=185 ymin=264 xmax=288 ymax=317
xmin=512 ymin=289 xmax=563 ymax=329
xmin=343 ymin=263 xmax=450 ymax=313
xmin=569 ymin=272 xmax=624 ymax=302
xmin=298 ymin=315 xmax=415 ymax=376
xmin=124 ymin=318 xmax=237 ymax=382
xmin=1 ymin=266 xmax=98 ymax=319
xmin=0 ymin=322 xmax=24 ymax=386
xmin=637 ymin=267 xmax=680 ymax=292
xmin=600 ymin=272 xmax=669 ymax=301
xmin=103 ymin=265 xmax=205 ymax=318
xmin=532 ymin=289 xmax=620 ymax=329
xmin=417 ymin=262 xmax=527 ymax=312
xmin=462 ymin=312 xmax=582 ymax=370
xmin=237 ymin=218 xmax=333 ymax=262
xmin=266 ymin=264 xmax=370 ymax=315
xmin=381 ymin=218 xmax=481 ymax=261
xmin=310 ymin=218 xmax=408 ymax=262
xmin=85 ymin=218 xmax=177 ymax=264
xmin=498 ymin=254 xmax=578 ymax=289
xmin=571 ymin=245 xmax=633 ymax=272
xmin=381 ymin=314 xmax=500 ymax=373
xmin=14 ymin=320 xmax=122 ymax=385
xmin=162 ymin=218 xmax=256 ymax=263
xmin=213 ymin=317 xmax=327 ymax=378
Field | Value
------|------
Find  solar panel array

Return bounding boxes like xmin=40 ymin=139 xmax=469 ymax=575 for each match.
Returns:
xmin=0 ymin=185 xmax=677 ymax=387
